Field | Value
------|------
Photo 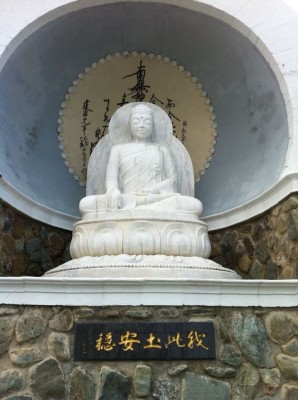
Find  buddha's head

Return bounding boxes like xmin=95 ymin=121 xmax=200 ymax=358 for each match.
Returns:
xmin=129 ymin=104 xmax=154 ymax=142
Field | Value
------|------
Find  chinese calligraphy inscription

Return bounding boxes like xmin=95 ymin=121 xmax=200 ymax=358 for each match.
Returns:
xmin=58 ymin=52 xmax=217 ymax=186
xmin=74 ymin=322 xmax=215 ymax=361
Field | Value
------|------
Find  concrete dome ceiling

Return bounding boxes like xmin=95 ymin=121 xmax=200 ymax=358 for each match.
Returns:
xmin=0 ymin=2 xmax=288 ymax=228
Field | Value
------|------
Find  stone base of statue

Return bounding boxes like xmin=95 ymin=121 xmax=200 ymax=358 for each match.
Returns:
xmin=69 ymin=211 xmax=211 ymax=259
xmin=45 ymin=254 xmax=240 ymax=279
xmin=46 ymin=211 xmax=241 ymax=279
xmin=46 ymin=103 xmax=241 ymax=280
xmin=45 ymin=210 xmax=240 ymax=279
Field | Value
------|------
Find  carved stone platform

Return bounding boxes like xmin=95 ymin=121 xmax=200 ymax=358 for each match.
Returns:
xmin=70 ymin=211 xmax=211 ymax=259
xmin=45 ymin=254 xmax=240 ymax=279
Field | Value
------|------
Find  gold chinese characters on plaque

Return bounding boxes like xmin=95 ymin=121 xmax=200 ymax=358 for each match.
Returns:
xmin=74 ymin=322 xmax=216 ymax=361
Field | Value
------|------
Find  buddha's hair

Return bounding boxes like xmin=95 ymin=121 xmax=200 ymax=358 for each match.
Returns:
xmin=130 ymin=104 xmax=152 ymax=115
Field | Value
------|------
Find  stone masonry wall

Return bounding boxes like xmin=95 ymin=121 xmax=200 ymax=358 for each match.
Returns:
xmin=0 ymin=202 xmax=72 ymax=277
xmin=0 ymin=305 xmax=297 ymax=399
xmin=0 ymin=194 xmax=297 ymax=279
xmin=209 ymin=194 xmax=298 ymax=280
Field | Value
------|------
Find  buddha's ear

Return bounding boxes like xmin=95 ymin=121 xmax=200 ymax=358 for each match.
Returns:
xmin=109 ymin=103 xmax=133 ymax=144
xmin=150 ymin=105 xmax=173 ymax=147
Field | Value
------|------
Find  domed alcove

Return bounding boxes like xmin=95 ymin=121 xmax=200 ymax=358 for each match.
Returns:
xmin=0 ymin=1 xmax=290 ymax=230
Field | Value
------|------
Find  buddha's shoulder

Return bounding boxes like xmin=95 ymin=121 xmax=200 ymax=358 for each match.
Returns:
xmin=112 ymin=142 xmax=156 ymax=149
xmin=110 ymin=142 xmax=169 ymax=153
xmin=109 ymin=143 xmax=125 ymax=153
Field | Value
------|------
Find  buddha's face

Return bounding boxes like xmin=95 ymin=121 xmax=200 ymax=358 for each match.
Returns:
xmin=129 ymin=112 xmax=153 ymax=142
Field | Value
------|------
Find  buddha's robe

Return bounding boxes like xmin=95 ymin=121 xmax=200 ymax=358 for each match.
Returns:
xmin=108 ymin=143 xmax=175 ymax=194
xmin=80 ymin=142 xmax=203 ymax=217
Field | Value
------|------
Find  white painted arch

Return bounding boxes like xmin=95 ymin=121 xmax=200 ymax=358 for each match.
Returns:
xmin=0 ymin=0 xmax=297 ymax=231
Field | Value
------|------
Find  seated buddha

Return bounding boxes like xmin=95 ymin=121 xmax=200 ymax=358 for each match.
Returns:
xmin=45 ymin=102 xmax=241 ymax=278
xmin=80 ymin=103 xmax=203 ymax=218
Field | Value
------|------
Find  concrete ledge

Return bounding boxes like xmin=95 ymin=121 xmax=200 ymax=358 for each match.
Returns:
xmin=1 ymin=173 xmax=297 ymax=232
xmin=204 ymin=173 xmax=298 ymax=230
xmin=0 ymin=277 xmax=297 ymax=307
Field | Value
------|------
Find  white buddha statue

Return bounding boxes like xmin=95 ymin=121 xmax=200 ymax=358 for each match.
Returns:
xmin=45 ymin=102 xmax=240 ymax=279
xmin=80 ymin=103 xmax=202 ymax=218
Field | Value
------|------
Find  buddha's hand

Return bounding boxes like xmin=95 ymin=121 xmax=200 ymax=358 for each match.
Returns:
xmin=106 ymin=187 xmax=122 ymax=210
xmin=138 ymin=188 xmax=158 ymax=195
xmin=155 ymin=178 xmax=176 ymax=194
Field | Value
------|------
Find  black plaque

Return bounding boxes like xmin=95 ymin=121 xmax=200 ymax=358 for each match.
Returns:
xmin=74 ymin=322 xmax=215 ymax=361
